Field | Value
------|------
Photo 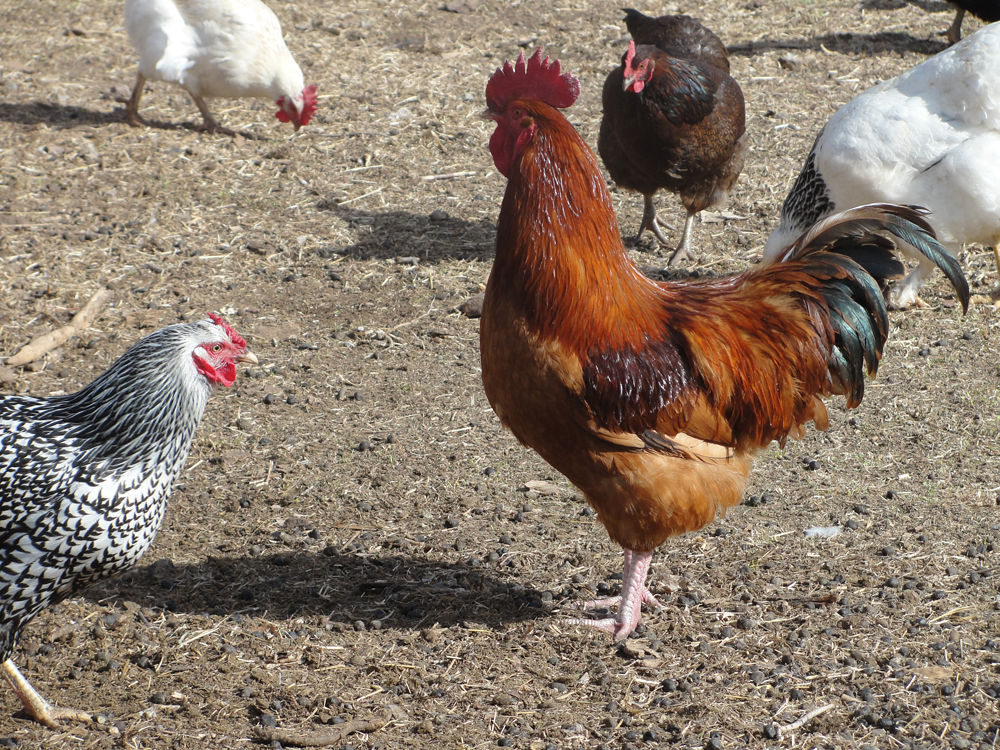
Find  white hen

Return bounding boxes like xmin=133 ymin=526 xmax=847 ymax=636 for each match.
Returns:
xmin=764 ymin=22 xmax=1000 ymax=307
xmin=123 ymin=0 xmax=318 ymax=135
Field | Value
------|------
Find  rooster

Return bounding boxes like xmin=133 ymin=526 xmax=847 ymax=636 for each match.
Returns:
xmin=0 ymin=315 xmax=256 ymax=727
xmin=480 ymin=49 xmax=969 ymax=640
xmin=764 ymin=21 xmax=1000 ymax=308
xmin=123 ymin=0 xmax=318 ymax=135
xmin=598 ymin=9 xmax=747 ymax=264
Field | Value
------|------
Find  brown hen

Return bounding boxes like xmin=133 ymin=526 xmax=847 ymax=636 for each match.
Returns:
xmin=598 ymin=9 xmax=747 ymax=264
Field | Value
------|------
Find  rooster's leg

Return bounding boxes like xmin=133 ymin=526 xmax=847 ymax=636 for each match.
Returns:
xmin=563 ymin=549 xmax=660 ymax=640
xmin=124 ymin=71 xmax=149 ymax=128
xmin=666 ymin=212 xmax=698 ymax=266
xmin=633 ymin=195 xmax=675 ymax=246
xmin=993 ymin=244 xmax=1000 ymax=277
xmin=945 ymin=7 xmax=965 ymax=45
xmin=2 ymin=659 xmax=91 ymax=729
xmin=191 ymin=96 xmax=240 ymax=137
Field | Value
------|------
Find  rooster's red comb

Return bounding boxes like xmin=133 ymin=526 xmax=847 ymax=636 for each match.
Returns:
xmin=208 ymin=313 xmax=247 ymax=349
xmin=486 ymin=48 xmax=580 ymax=111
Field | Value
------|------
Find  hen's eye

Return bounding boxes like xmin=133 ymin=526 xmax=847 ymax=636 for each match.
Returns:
xmin=211 ymin=344 xmax=222 ymax=353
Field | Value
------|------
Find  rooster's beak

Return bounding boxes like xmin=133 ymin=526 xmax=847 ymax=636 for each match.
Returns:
xmin=238 ymin=350 xmax=259 ymax=366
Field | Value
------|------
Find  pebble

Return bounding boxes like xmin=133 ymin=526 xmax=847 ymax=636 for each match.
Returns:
xmin=357 ymin=440 xmax=371 ymax=452
xmin=151 ymin=692 xmax=167 ymax=705
xmin=263 ymin=393 xmax=276 ymax=405
xmin=260 ymin=714 xmax=277 ymax=728
xmin=286 ymin=395 xmax=297 ymax=405
xmin=430 ymin=209 xmax=449 ymax=221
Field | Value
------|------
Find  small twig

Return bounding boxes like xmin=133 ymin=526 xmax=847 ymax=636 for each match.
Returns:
xmin=421 ymin=171 xmax=476 ymax=181
xmin=253 ymin=709 xmax=392 ymax=747
xmin=7 ymin=288 xmax=112 ymax=367
xmin=778 ymin=704 xmax=835 ymax=736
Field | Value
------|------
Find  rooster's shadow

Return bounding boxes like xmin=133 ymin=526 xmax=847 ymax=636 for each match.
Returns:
xmin=80 ymin=549 xmax=558 ymax=632
xmin=316 ymin=204 xmax=499 ymax=265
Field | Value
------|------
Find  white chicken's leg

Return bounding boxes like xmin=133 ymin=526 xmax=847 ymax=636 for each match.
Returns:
xmin=2 ymin=659 xmax=91 ymax=729
xmin=667 ymin=212 xmax=698 ymax=266
xmin=125 ymin=71 xmax=149 ymax=128
xmin=564 ymin=549 xmax=660 ymax=640
xmin=633 ymin=195 xmax=676 ymax=246
xmin=889 ymin=256 xmax=936 ymax=309
xmin=191 ymin=96 xmax=240 ymax=137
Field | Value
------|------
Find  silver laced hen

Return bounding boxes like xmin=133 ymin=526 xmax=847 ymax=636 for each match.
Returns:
xmin=0 ymin=314 xmax=256 ymax=728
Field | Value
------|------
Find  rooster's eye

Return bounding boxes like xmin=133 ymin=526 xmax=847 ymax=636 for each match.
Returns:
xmin=512 ymin=108 xmax=524 ymax=119
xmin=211 ymin=344 xmax=222 ymax=353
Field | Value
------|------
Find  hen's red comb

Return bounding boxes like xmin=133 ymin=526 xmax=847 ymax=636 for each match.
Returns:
xmin=486 ymin=48 xmax=580 ymax=111
xmin=208 ymin=313 xmax=247 ymax=349
xmin=300 ymin=84 xmax=318 ymax=125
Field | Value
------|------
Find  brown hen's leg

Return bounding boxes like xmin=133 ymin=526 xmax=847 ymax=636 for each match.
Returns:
xmin=564 ymin=549 xmax=660 ymax=641
xmin=192 ymin=95 xmax=240 ymax=137
xmin=125 ymin=71 xmax=149 ymax=127
xmin=666 ymin=212 xmax=698 ymax=266
xmin=2 ymin=659 xmax=92 ymax=729
xmin=633 ymin=194 xmax=675 ymax=246
xmin=945 ymin=7 xmax=965 ymax=45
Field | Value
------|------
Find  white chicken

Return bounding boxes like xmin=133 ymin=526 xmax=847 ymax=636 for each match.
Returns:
xmin=123 ymin=0 xmax=318 ymax=135
xmin=764 ymin=22 xmax=1000 ymax=307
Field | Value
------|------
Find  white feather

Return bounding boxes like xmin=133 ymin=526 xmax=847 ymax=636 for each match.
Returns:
xmin=124 ymin=0 xmax=306 ymax=105
xmin=764 ymin=23 xmax=1000 ymax=304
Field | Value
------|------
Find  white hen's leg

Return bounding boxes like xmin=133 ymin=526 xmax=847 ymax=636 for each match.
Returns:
xmin=563 ymin=549 xmax=660 ymax=640
xmin=191 ymin=95 xmax=239 ymax=137
xmin=889 ymin=256 xmax=936 ymax=309
xmin=125 ymin=71 xmax=148 ymax=128
xmin=3 ymin=659 xmax=92 ymax=729
xmin=667 ymin=212 xmax=698 ymax=266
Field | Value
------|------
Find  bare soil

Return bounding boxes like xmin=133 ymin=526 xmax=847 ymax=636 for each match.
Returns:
xmin=2 ymin=0 xmax=1000 ymax=748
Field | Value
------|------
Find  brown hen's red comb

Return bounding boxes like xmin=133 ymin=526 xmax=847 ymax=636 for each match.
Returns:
xmin=208 ymin=313 xmax=247 ymax=349
xmin=486 ymin=48 xmax=581 ymax=111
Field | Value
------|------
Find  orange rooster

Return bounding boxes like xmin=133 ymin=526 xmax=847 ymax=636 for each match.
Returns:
xmin=480 ymin=50 xmax=969 ymax=640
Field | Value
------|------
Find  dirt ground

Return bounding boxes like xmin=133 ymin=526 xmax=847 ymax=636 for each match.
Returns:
xmin=1 ymin=0 xmax=999 ymax=747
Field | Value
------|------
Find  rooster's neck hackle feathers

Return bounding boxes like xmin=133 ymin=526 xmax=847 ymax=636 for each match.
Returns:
xmin=491 ymin=103 xmax=663 ymax=349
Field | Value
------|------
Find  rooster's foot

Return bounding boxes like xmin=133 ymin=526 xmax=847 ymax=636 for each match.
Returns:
xmin=562 ymin=550 xmax=660 ymax=641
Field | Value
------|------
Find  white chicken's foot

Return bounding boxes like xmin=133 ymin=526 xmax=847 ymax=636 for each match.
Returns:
xmin=563 ymin=549 xmax=660 ymax=640
xmin=666 ymin=213 xmax=698 ymax=266
xmin=889 ymin=259 xmax=935 ymax=309
xmin=2 ymin=659 xmax=92 ymax=729
xmin=191 ymin=96 xmax=241 ymax=137
xmin=124 ymin=71 xmax=150 ymax=128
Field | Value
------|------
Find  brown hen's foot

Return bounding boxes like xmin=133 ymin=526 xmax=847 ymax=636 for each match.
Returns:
xmin=563 ymin=549 xmax=659 ymax=640
xmin=632 ymin=194 xmax=675 ymax=246
xmin=666 ymin=213 xmax=698 ymax=266
xmin=2 ymin=659 xmax=92 ymax=729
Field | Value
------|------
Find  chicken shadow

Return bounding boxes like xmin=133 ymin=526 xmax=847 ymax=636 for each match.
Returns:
xmin=316 ymin=205 xmax=498 ymax=265
xmin=0 ymin=101 xmax=126 ymax=130
xmin=79 ymin=549 xmax=562 ymax=632
xmin=727 ymin=30 xmax=947 ymax=58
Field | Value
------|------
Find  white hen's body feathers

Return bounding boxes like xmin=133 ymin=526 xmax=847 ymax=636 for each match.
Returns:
xmin=765 ymin=23 xmax=1000 ymax=305
xmin=124 ymin=0 xmax=309 ymax=132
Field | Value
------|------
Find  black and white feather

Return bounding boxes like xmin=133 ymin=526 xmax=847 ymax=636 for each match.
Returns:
xmin=0 ymin=316 xmax=254 ymax=727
